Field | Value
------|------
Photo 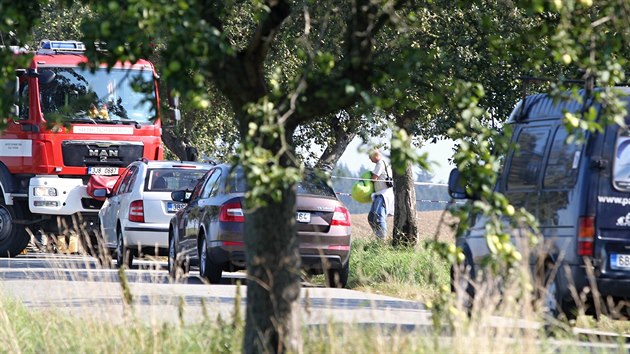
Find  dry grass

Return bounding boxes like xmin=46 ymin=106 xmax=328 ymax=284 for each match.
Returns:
xmin=350 ymin=210 xmax=457 ymax=243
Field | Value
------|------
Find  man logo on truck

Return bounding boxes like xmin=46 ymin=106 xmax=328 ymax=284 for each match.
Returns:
xmin=88 ymin=148 xmax=119 ymax=162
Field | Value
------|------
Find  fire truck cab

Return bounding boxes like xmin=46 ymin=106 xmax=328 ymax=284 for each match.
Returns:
xmin=0 ymin=40 xmax=164 ymax=256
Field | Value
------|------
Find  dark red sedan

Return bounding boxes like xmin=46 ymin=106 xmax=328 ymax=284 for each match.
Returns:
xmin=167 ymin=164 xmax=351 ymax=287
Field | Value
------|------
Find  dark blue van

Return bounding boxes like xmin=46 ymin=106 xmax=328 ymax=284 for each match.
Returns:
xmin=449 ymin=88 xmax=630 ymax=319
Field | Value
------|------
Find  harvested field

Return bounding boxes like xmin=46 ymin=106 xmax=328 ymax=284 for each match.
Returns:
xmin=350 ymin=210 xmax=457 ymax=243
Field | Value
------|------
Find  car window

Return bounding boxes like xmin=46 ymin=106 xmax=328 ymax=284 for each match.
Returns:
xmin=145 ymin=168 xmax=208 ymax=192
xmin=297 ymin=171 xmax=336 ymax=197
xmin=116 ymin=165 xmax=137 ymax=195
xmin=201 ymin=169 xmax=222 ymax=198
xmin=226 ymin=167 xmax=247 ymax=193
xmin=543 ymin=127 xmax=583 ymax=189
xmin=507 ymin=127 xmax=550 ymax=190
xmin=123 ymin=166 xmax=140 ymax=194
xmin=189 ymin=169 xmax=214 ymax=201
xmin=111 ymin=169 xmax=130 ymax=195
xmin=614 ymin=129 xmax=630 ymax=191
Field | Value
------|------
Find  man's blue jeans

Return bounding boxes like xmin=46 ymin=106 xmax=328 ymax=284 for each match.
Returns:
xmin=368 ymin=194 xmax=387 ymax=239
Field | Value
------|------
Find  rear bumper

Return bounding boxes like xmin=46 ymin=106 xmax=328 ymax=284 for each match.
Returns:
xmin=123 ymin=223 xmax=169 ymax=251
xmin=558 ymin=263 xmax=630 ymax=300
xmin=209 ymin=244 xmax=350 ymax=271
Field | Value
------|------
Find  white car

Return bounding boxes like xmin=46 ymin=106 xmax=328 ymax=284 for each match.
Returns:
xmin=97 ymin=160 xmax=213 ymax=267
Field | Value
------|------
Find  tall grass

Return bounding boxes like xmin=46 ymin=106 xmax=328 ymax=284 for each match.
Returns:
xmin=4 ymin=225 xmax=628 ymax=352
xmin=0 ymin=296 xmax=243 ymax=353
xmin=348 ymin=238 xmax=449 ymax=302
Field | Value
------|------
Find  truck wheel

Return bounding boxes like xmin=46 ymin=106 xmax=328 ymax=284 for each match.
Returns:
xmin=0 ymin=199 xmax=29 ymax=257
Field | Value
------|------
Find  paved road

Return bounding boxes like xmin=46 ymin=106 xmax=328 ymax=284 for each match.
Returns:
xmin=0 ymin=252 xmax=432 ymax=328
xmin=2 ymin=252 xmax=630 ymax=351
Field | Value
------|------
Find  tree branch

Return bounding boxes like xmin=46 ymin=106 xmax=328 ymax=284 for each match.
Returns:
xmin=198 ymin=0 xmax=225 ymax=32
xmin=284 ymin=0 xmax=406 ymax=130
xmin=240 ymin=0 xmax=291 ymax=94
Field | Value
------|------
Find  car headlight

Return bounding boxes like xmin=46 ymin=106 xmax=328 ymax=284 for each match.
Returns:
xmin=33 ymin=187 xmax=58 ymax=197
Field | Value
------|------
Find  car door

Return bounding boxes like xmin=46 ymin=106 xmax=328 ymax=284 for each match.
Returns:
xmin=117 ymin=165 xmax=142 ymax=228
xmin=180 ymin=168 xmax=218 ymax=258
xmin=100 ymin=168 xmax=133 ymax=247
xmin=198 ymin=168 xmax=223 ymax=241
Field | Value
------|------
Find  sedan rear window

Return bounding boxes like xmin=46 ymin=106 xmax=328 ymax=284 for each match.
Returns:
xmin=225 ymin=168 xmax=336 ymax=197
xmin=145 ymin=168 xmax=208 ymax=192
xmin=297 ymin=172 xmax=336 ymax=198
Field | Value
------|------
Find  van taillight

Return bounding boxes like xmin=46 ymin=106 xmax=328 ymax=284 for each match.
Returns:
xmin=220 ymin=202 xmax=244 ymax=223
xmin=578 ymin=216 xmax=595 ymax=256
xmin=331 ymin=206 xmax=351 ymax=226
xmin=129 ymin=200 xmax=145 ymax=223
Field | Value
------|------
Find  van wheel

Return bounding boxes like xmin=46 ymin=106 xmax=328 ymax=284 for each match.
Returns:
xmin=541 ymin=263 xmax=576 ymax=321
xmin=0 ymin=199 xmax=29 ymax=257
xmin=199 ymin=237 xmax=222 ymax=284
xmin=451 ymin=254 xmax=475 ymax=312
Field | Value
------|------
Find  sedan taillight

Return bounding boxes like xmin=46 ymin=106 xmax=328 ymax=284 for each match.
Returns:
xmin=129 ymin=200 xmax=145 ymax=223
xmin=220 ymin=201 xmax=244 ymax=223
xmin=331 ymin=206 xmax=351 ymax=226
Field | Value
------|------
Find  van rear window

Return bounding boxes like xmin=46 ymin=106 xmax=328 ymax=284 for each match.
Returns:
xmin=614 ymin=131 xmax=630 ymax=191
xmin=507 ymin=127 xmax=550 ymax=190
xmin=543 ymin=127 xmax=582 ymax=189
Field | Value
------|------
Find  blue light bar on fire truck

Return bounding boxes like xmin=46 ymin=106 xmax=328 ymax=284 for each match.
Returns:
xmin=37 ymin=40 xmax=85 ymax=54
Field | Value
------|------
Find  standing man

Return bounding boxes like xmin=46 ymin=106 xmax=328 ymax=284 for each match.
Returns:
xmin=368 ymin=149 xmax=394 ymax=239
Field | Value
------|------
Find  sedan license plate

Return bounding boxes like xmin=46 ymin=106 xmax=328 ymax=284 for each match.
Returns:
xmin=88 ymin=167 xmax=119 ymax=176
xmin=167 ymin=202 xmax=187 ymax=213
xmin=296 ymin=212 xmax=311 ymax=223
xmin=611 ymin=253 xmax=630 ymax=270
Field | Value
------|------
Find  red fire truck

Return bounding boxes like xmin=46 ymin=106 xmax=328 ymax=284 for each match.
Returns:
xmin=0 ymin=40 xmax=165 ymax=257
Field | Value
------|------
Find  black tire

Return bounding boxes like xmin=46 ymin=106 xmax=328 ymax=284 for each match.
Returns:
xmin=199 ymin=237 xmax=222 ymax=284
xmin=116 ymin=227 xmax=134 ymax=268
xmin=540 ymin=263 xmax=576 ymax=321
xmin=451 ymin=253 xmax=475 ymax=312
xmin=0 ymin=199 xmax=29 ymax=257
xmin=326 ymin=261 xmax=349 ymax=288
xmin=168 ymin=230 xmax=187 ymax=279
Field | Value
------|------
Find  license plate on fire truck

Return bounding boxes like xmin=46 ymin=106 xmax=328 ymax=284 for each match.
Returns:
xmin=88 ymin=167 xmax=119 ymax=176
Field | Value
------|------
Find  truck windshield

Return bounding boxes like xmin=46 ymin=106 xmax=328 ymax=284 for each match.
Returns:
xmin=39 ymin=67 xmax=155 ymax=123
xmin=614 ymin=130 xmax=630 ymax=191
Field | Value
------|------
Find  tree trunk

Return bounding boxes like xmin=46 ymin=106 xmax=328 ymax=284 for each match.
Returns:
xmin=243 ymin=175 xmax=301 ymax=354
xmin=392 ymin=160 xmax=418 ymax=247
xmin=315 ymin=129 xmax=356 ymax=171
xmin=161 ymin=127 xmax=187 ymax=160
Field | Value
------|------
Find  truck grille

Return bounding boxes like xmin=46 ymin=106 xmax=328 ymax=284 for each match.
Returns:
xmin=62 ymin=140 xmax=144 ymax=167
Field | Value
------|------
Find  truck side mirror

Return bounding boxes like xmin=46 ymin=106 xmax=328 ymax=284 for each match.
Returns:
xmin=8 ymin=70 xmax=25 ymax=120
xmin=169 ymin=94 xmax=181 ymax=122
xmin=10 ymin=104 xmax=19 ymax=118
xmin=448 ymin=168 xmax=468 ymax=199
